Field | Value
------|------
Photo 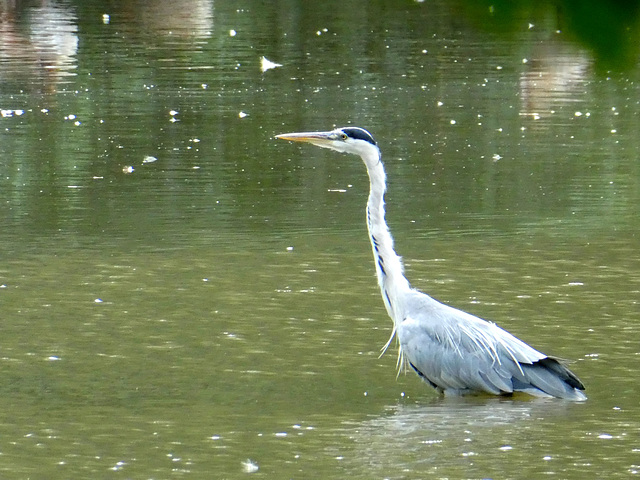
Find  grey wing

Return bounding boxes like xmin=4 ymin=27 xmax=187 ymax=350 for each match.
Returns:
xmin=398 ymin=295 xmax=586 ymax=400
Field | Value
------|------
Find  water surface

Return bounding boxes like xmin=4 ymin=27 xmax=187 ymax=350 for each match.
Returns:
xmin=1 ymin=0 xmax=639 ymax=478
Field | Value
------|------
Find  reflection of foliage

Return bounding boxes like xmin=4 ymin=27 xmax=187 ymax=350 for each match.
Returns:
xmin=457 ymin=0 xmax=640 ymax=71
xmin=559 ymin=0 xmax=640 ymax=71
xmin=0 ymin=0 xmax=639 ymax=249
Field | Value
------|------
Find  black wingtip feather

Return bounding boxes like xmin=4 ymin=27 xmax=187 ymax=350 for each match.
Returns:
xmin=538 ymin=357 xmax=585 ymax=391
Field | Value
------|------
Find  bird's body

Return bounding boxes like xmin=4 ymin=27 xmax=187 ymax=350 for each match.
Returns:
xmin=276 ymin=127 xmax=586 ymax=401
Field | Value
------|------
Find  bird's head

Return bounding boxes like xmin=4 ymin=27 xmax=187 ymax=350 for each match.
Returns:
xmin=276 ymin=127 xmax=379 ymax=159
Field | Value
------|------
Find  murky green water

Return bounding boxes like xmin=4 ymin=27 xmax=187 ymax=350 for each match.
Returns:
xmin=1 ymin=0 xmax=640 ymax=478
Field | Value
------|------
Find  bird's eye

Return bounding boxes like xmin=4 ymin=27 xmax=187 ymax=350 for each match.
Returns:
xmin=340 ymin=132 xmax=348 ymax=140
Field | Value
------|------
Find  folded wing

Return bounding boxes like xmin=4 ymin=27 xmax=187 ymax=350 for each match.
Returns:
xmin=398 ymin=292 xmax=586 ymax=400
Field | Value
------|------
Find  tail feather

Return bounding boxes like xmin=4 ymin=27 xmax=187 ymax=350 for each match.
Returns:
xmin=538 ymin=357 xmax=585 ymax=390
xmin=517 ymin=357 xmax=586 ymax=400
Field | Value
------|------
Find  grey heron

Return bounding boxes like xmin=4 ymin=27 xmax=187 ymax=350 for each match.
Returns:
xmin=276 ymin=127 xmax=586 ymax=401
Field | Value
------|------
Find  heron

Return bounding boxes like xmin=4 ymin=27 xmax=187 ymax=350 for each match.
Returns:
xmin=276 ymin=126 xmax=586 ymax=401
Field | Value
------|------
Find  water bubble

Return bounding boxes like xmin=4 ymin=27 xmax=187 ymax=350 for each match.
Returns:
xmin=241 ymin=459 xmax=258 ymax=473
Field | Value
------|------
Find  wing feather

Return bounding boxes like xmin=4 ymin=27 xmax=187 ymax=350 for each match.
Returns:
xmin=396 ymin=290 xmax=585 ymax=400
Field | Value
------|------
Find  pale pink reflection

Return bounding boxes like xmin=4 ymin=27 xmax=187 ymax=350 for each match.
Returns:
xmin=0 ymin=1 xmax=78 ymax=85
xmin=519 ymin=42 xmax=591 ymax=125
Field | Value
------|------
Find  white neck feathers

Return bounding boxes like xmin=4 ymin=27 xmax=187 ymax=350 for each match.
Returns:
xmin=361 ymin=147 xmax=411 ymax=325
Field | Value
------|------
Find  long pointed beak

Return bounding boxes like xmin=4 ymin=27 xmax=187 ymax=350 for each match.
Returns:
xmin=275 ymin=131 xmax=335 ymax=148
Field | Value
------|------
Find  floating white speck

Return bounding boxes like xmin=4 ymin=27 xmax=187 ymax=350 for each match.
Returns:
xmin=499 ymin=445 xmax=513 ymax=451
xmin=238 ymin=111 xmax=248 ymax=118
xmin=142 ymin=155 xmax=157 ymax=164
xmin=598 ymin=433 xmax=613 ymax=439
xmin=450 ymin=119 xmax=456 ymax=125
xmin=260 ymin=56 xmax=283 ymax=72
xmin=66 ymin=114 xmax=76 ymax=120
xmin=123 ymin=166 xmax=134 ymax=174
xmin=169 ymin=110 xmax=178 ymax=116
xmin=94 ymin=298 xmax=103 ymax=303
xmin=103 ymin=13 xmax=110 ymax=24
xmin=286 ymin=246 xmax=294 ymax=251
xmin=241 ymin=459 xmax=258 ymax=473
xmin=229 ymin=29 xmax=237 ymax=37
xmin=275 ymin=432 xmax=287 ymax=437
xmin=528 ymin=23 xmax=535 ymax=29
xmin=48 ymin=356 xmax=60 ymax=361
xmin=492 ymin=154 xmax=502 ymax=161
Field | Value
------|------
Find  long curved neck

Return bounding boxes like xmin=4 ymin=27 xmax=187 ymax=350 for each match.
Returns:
xmin=361 ymin=150 xmax=411 ymax=324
